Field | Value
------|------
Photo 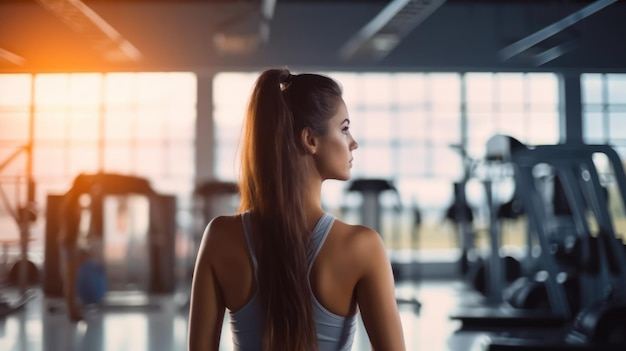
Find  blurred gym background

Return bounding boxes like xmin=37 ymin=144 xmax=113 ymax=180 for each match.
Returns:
xmin=1 ymin=1 xmax=626 ymax=350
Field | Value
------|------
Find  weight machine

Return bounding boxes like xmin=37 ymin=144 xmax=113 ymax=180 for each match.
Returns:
xmin=0 ymin=100 xmax=38 ymax=316
xmin=475 ymin=135 xmax=626 ymax=350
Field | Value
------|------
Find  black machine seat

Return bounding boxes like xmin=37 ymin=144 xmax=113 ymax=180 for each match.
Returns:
xmin=347 ymin=178 xmax=397 ymax=193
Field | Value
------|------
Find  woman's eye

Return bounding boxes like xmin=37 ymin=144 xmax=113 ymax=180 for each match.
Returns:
xmin=342 ymin=126 xmax=350 ymax=134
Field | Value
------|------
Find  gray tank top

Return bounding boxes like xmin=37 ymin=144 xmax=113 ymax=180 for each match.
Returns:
xmin=229 ymin=211 xmax=358 ymax=351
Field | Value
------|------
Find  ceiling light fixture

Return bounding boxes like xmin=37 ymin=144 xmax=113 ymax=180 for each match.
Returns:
xmin=339 ymin=0 xmax=447 ymax=61
xmin=35 ymin=0 xmax=142 ymax=62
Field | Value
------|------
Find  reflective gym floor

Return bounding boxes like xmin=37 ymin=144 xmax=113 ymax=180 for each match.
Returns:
xmin=0 ymin=279 xmax=492 ymax=351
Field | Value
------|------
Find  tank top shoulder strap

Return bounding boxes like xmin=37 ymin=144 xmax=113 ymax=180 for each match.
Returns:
xmin=240 ymin=211 xmax=258 ymax=276
xmin=308 ymin=212 xmax=336 ymax=268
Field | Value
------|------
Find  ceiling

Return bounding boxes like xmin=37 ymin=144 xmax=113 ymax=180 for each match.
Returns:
xmin=1 ymin=0 xmax=625 ymax=73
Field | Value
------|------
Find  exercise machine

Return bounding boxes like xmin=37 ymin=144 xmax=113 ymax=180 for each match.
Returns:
xmin=43 ymin=173 xmax=177 ymax=309
xmin=475 ymin=135 xmax=626 ymax=349
xmin=0 ymin=109 xmax=38 ymax=316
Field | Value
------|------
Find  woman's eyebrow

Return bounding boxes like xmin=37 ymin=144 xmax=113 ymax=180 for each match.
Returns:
xmin=341 ymin=118 xmax=351 ymax=125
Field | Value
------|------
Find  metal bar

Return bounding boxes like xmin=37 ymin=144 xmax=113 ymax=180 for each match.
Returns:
xmin=499 ymin=0 xmax=617 ymax=61
xmin=36 ymin=0 xmax=142 ymax=61
xmin=339 ymin=0 xmax=447 ymax=60
xmin=0 ymin=183 xmax=19 ymax=222
xmin=530 ymin=40 xmax=578 ymax=66
xmin=0 ymin=147 xmax=26 ymax=173
xmin=0 ymin=48 xmax=25 ymax=66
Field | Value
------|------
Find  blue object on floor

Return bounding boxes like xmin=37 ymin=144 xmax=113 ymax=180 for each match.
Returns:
xmin=76 ymin=259 xmax=107 ymax=304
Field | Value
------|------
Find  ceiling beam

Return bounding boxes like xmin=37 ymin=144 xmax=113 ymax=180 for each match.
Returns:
xmin=35 ymin=0 xmax=142 ymax=62
xmin=339 ymin=0 xmax=447 ymax=61
xmin=498 ymin=0 xmax=617 ymax=63
xmin=0 ymin=48 xmax=25 ymax=66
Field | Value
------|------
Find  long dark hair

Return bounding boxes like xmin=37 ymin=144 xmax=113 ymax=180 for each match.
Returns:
xmin=238 ymin=68 xmax=343 ymax=350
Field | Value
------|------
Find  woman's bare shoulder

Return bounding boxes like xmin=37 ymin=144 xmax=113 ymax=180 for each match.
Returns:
xmin=332 ymin=218 xmax=377 ymax=236
xmin=199 ymin=214 xmax=244 ymax=253
xmin=330 ymin=218 xmax=385 ymax=255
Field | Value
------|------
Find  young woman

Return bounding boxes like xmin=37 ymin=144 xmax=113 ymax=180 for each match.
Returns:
xmin=188 ymin=68 xmax=405 ymax=350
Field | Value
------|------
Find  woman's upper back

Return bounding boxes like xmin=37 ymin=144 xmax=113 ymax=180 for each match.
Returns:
xmin=204 ymin=212 xmax=404 ymax=350
xmin=231 ymin=212 xmax=357 ymax=350
xmin=208 ymin=213 xmax=371 ymax=337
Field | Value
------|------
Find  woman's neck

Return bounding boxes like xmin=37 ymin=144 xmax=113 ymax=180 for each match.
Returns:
xmin=302 ymin=176 xmax=325 ymax=231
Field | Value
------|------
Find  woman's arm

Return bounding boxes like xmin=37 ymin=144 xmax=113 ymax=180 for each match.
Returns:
xmin=188 ymin=219 xmax=226 ymax=351
xmin=355 ymin=227 xmax=406 ymax=351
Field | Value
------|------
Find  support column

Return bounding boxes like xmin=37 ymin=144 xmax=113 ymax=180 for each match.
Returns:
xmin=194 ymin=72 xmax=215 ymax=186
xmin=559 ymin=72 xmax=584 ymax=145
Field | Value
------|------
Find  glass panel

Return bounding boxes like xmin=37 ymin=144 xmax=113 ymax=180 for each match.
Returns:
xmin=527 ymin=113 xmax=560 ymax=144
xmin=69 ymin=73 xmax=102 ymax=105
xmin=466 ymin=73 xmax=494 ymax=106
xmin=215 ymin=145 xmax=239 ymax=181
xmin=69 ymin=144 xmax=99 ymax=175
xmin=583 ymin=111 xmax=605 ymax=142
xmin=34 ymin=112 xmax=68 ymax=140
xmin=213 ymin=72 xmax=257 ymax=107
xmin=35 ymin=74 xmax=69 ymax=105
xmin=608 ymin=112 xmax=626 ymax=140
xmin=415 ymin=178 xmax=455 ymax=209
xmin=136 ymin=146 xmax=164 ymax=176
xmin=430 ymin=73 xmax=461 ymax=108
xmin=137 ymin=74 xmax=167 ymax=105
xmin=321 ymin=179 xmax=347 ymax=211
xmin=499 ymin=112 xmax=527 ymax=140
xmin=0 ymin=113 xmax=29 ymax=140
xmin=168 ymin=107 xmax=196 ymax=140
xmin=105 ymin=145 xmax=133 ymax=173
xmin=393 ymin=73 xmax=426 ymax=105
xmin=104 ymin=112 xmax=134 ymax=140
xmin=328 ymin=72 xmax=359 ymax=107
xmin=214 ymin=106 xmax=246 ymax=133
xmin=168 ymin=144 xmax=194 ymax=177
xmin=398 ymin=146 xmax=426 ymax=177
xmin=33 ymin=146 xmax=65 ymax=177
xmin=105 ymin=73 xmax=137 ymax=105
xmin=166 ymin=72 xmax=197 ymax=106
xmin=136 ymin=109 xmax=164 ymax=140
xmin=527 ymin=73 xmax=559 ymax=104
xmin=69 ymin=109 xmax=99 ymax=141
xmin=607 ymin=74 xmax=626 ymax=104
xmin=361 ymin=74 xmax=393 ymax=106
xmin=431 ymin=113 xmax=460 ymax=143
xmin=431 ymin=146 xmax=463 ymax=179
xmin=359 ymin=110 xmax=393 ymax=141
xmin=496 ymin=73 xmax=524 ymax=104
xmin=398 ymin=109 xmax=427 ymax=141
xmin=0 ymin=74 xmax=31 ymax=105
xmin=582 ymin=73 xmax=603 ymax=104
xmin=467 ymin=111 xmax=496 ymax=156
xmin=352 ymin=145 xmax=393 ymax=178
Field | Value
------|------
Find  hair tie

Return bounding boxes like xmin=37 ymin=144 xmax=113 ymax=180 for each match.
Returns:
xmin=281 ymin=73 xmax=294 ymax=91
xmin=283 ymin=73 xmax=294 ymax=85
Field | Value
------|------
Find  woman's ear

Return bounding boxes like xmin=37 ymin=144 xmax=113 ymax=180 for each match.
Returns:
xmin=301 ymin=128 xmax=318 ymax=155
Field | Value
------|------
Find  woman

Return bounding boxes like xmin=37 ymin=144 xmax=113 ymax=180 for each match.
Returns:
xmin=188 ymin=68 xmax=405 ymax=350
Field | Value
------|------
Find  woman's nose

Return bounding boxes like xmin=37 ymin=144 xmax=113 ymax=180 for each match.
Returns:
xmin=350 ymin=137 xmax=358 ymax=150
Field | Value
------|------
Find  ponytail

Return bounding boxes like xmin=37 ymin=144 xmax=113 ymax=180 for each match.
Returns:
xmin=239 ymin=68 xmax=319 ymax=350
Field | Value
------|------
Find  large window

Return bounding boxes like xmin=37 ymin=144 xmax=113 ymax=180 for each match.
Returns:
xmin=582 ymin=73 xmax=626 ymax=155
xmin=212 ymin=71 xmax=560 ymax=250
xmin=0 ymin=72 xmax=197 ymax=252
xmin=582 ymin=73 xmax=626 ymax=239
